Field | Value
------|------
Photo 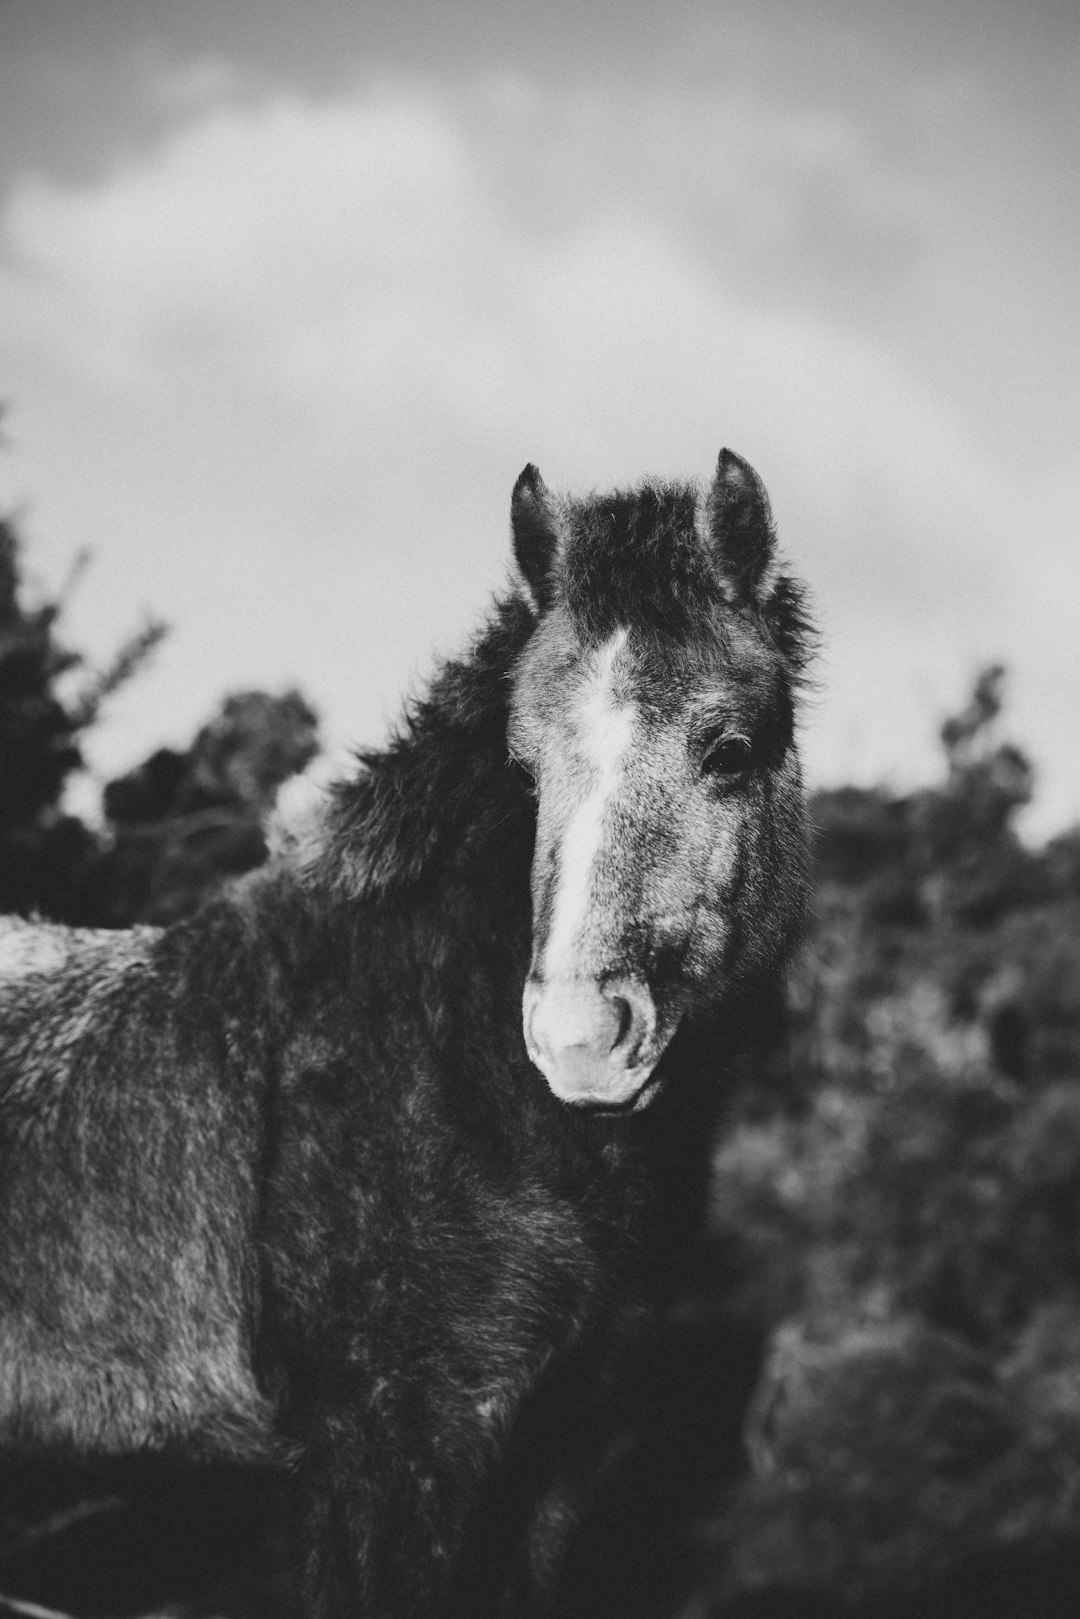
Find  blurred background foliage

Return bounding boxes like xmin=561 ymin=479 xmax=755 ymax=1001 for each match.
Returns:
xmin=700 ymin=669 xmax=1080 ymax=1616
xmin=2 ymin=506 xmax=1079 ymax=1618
xmin=0 ymin=511 xmax=318 ymax=928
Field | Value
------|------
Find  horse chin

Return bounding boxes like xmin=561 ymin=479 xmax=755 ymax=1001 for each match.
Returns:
xmin=570 ymin=1072 xmax=668 ymax=1116
xmin=533 ymin=1034 xmax=676 ymax=1114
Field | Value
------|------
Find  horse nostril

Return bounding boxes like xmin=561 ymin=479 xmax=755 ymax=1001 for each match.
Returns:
xmin=608 ymin=996 xmax=633 ymax=1051
xmin=603 ymin=979 xmax=654 ymax=1060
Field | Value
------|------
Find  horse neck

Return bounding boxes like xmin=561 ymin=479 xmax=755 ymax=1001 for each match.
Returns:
xmin=318 ymin=597 xmax=535 ymax=899
xmin=311 ymin=596 xmax=538 ymax=1067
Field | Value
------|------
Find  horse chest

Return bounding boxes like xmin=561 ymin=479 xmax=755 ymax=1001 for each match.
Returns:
xmin=268 ymin=1080 xmax=643 ymax=1425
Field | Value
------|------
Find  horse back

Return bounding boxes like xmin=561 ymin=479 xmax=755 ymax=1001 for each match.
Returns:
xmin=0 ymin=914 xmax=275 ymax=1460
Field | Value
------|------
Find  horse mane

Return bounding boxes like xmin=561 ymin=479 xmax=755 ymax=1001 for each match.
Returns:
xmin=307 ymin=593 xmax=537 ymax=902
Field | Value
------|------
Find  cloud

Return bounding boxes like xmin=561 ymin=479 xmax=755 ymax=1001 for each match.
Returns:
xmin=0 ymin=72 xmax=1076 ymax=834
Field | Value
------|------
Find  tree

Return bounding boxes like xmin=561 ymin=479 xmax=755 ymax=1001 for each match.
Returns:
xmin=916 ymin=662 xmax=1038 ymax=923
xmin=811 ymin=665 xmax=1042 ymax=929
xmin=0 ymin=503 xmax=320 ymax=927
xmin=0 ymin=513 xmax=165 ymax=919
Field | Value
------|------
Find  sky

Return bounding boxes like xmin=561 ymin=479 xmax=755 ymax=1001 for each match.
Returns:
xmin=0 ymin=0 xmax=1077 ymax=837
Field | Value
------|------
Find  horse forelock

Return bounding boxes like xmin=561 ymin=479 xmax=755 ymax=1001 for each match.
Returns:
xmin=552 ymin=479 xmax=814 ymax=691
xmin=559 ymin=482 xmax=724 ymax=644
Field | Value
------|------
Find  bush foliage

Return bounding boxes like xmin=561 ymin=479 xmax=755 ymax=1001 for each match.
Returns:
xmin=0 ymin=512 xmax=318 ymax=928
xmin=698 ymin=669 xmax=1080 ymax=1616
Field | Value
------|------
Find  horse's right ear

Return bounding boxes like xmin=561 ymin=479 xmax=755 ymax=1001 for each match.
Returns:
xmin=511 ymin=464 xmax=559 ymax=612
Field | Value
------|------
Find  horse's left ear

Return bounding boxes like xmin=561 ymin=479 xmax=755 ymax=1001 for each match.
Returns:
xmin=705 ymin=448 xmax=778 ymax=604
xmin=511 ymin=464 xmax=559 ymax=612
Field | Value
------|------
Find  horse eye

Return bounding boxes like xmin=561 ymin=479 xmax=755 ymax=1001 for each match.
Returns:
xmin=701 ymin=734 xmax=753 ymax=781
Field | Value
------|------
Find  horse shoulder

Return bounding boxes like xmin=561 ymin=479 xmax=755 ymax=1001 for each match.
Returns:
xmin=0 ymin=912 xmax=275 ymax=1459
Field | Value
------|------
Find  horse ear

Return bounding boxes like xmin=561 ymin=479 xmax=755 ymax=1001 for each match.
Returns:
xmin=511 ymin=464 xmax=559 ymax=612
xmin=705 ymin=448 xmax=778 ymax=604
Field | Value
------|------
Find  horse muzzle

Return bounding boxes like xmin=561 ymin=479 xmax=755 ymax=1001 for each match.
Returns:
xmin=522 ymin=976 xmax=669 ymax=1109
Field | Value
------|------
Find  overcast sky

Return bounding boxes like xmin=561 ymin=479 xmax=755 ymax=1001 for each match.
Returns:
xmin=1 ymin=0 xmax=1076 ymax=836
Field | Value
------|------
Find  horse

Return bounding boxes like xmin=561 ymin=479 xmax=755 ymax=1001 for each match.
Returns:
xmin=0 ymin=448 xmax=813 ymax=1617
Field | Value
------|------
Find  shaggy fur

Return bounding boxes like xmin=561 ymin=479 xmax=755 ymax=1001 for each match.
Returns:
xmin=0 ymin=451 xmax=813 ymax=1618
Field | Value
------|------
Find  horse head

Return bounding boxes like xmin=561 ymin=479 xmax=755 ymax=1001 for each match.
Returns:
xmin=508 ymin=450 xmax=811 ymax=1112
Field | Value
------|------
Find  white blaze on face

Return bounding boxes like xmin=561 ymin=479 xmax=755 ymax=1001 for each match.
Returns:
xmin=542 ymin=628 xmax=636 ymax=983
